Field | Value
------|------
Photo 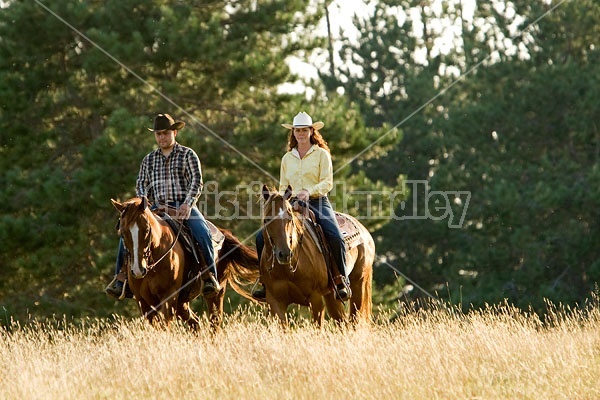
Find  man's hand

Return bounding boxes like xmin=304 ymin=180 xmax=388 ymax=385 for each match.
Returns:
xmin=177 ymin=203 xmax=192 ymax=220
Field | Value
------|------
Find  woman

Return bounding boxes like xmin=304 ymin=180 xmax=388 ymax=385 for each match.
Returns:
xmin=253 ymin=112 xmax=350 ymax=301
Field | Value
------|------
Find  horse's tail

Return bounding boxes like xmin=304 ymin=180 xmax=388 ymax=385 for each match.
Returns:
xmin=357 ymin=235 xmax=375 ymax=325
xmin=361 ymin=266 xmax=374 ymax=323
xmin=217 ymin=228 xmax=261 ymax=301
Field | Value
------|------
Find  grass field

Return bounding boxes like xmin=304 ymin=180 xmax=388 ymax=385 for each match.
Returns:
xmin=2 ymin=301 xmax=599 ymax=400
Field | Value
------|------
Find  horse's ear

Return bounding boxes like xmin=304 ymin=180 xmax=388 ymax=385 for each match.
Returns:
xmin=140 ymin=196 xmax=148 ymax=211
xmin=262 ymin=184 xmax=271 ymax=201
xmin=111 ymin=198 xmax=124 ymax=213
xmin=284 ymin=185 xmax=293 ymax=200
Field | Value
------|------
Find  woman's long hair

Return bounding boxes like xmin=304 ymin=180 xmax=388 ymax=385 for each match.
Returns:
xmin=287 ymin=128 xmax=330 ymax=153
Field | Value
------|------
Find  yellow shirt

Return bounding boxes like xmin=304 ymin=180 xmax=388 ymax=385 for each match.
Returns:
xmin=279 ymin=145 xmax=333 ymax=198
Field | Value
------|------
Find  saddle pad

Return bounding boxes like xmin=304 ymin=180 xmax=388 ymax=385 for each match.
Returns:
xmin=335 ymin=213 xmax=363 ymax=249
xmin=206 ymin=220 xmax=225 ymax=252
xmin=156 ymin=212 xmax=224 ymax=253
xmin=299 ymin=212 xmax=363 ymax=252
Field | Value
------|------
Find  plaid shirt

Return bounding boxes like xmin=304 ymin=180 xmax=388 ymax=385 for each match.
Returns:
xmin=136 ymin=143 xmax=203 ymax=207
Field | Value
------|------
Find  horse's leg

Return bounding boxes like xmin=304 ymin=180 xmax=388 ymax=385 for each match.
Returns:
xmin=266 ymin=296 xmax=289 ymax=327
xmin=138 ymin=298 xmax=159 ymax=326
xmin=348 ymin=283 xmax=362 ymax=324
xmin=308 ymin=295 xmax=326 ymax=328
xmin=176 ymin=301 xmax=200 ymax=331
xmin=347 ymin=261 xmax=361 ymax=324
xmin=324 ymin=293 xmax=346 ymax=323
xmin=349 ymin=262 xmax=373 ymax=325
xmin=205 ymin=283 xmax=226 ymax=333
xmin=158 ymin=297 xmax=178 ymax=328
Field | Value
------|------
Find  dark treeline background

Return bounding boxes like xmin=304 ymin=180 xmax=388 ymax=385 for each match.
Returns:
xmin=0 ymin=0 xmax=598 ymax=324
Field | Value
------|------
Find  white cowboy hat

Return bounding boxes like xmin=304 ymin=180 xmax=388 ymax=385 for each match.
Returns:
xmin=281 ymin=112 xmax=324 ymax=130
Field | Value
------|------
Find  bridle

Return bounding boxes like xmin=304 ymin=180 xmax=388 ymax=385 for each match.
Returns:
xmin=262 ymin=196 xmax=303 ymax=273
xmin=121 ymin=208 xmax=184 ymax=271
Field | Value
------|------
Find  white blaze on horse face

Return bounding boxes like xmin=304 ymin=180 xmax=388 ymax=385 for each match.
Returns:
xmin=278 ymin=207 xmax=285 ymax=218
xmin=129 ymin=223 xmax=144 ymax=276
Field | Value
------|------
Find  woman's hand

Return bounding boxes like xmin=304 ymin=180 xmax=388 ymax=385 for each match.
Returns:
xmin=296 ymin=189 xmax=310 ymax=202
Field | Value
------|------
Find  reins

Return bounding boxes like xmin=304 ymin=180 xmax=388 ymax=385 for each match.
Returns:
xmin=262 ymin=196 xmax=304 ymax=273
xmin=145 ymin=215 xmax=184 ymax=269
xmin=120 ymin=208 xmax=185 ymax=271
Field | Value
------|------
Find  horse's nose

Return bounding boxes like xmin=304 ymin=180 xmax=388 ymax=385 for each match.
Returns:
xmin=131 ymin=264 xmax=147 ymax=279
xmin=275 ymin=248 xmax=291 ymax=264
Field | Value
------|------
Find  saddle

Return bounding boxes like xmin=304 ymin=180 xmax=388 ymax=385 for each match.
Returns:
xmin=292 ymin=201 xmax=363 ymax=252
xmin=335 ymin=213 xmax=363 ymax=249
xmin=154 ymin=209 xmax=225 ymax=264
xmin=154 ymin=208 xmax=224 ymax=302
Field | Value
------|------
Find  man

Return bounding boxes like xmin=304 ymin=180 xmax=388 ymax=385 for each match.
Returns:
xmin=105 ymin=113 xmax=220 ymax=299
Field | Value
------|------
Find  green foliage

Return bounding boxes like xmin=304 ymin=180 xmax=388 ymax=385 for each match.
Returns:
xmin=326 ymin=0 xmax=600 ymax=311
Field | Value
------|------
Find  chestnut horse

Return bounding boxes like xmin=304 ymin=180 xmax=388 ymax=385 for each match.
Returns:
xmin=260 ymin=185 xmax=374 ymax=327
xmin=111 ymin=197 xmax=259 ymax=330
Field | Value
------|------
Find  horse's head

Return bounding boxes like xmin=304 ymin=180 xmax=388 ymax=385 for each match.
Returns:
xmin=112 ymin=197 xmax=154 ymax=279
xmin=261 ymin=185 xmax=302 ymax=266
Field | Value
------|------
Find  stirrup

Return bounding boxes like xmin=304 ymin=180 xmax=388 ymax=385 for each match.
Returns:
xmin=118 ymin=278 xmax=126 ymax=300
xmin=105 ymin=276 xmax=126 ymax=300
xmin=333 ymin=275 xmax=351 ymax=301
xmin=202 ymin=273 xmax=221 ymax=298
xmin=118 ymin=278 xmax=134 ymax=300
xmin=105 ymin=274 xmax=133 ymax=300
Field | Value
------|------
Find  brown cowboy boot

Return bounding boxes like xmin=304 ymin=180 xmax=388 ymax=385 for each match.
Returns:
xmin=334 ymin=275 xmax=351 ymax=301
xmin=105 ymin=270 xmax=133 ymax=300
xmin=202 ymin=272 xmax=221 ymax=298
xmin=252 ymin=281 xmax=267 ymax=301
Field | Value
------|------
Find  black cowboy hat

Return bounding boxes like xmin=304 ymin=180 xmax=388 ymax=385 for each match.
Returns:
xmin=147 ymin=113 xmax=186 ymax=132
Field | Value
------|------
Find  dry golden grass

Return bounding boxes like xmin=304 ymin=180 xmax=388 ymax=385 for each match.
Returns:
xmin=2 ymin=301 xmax=600 ymax=400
